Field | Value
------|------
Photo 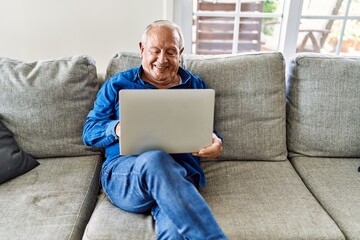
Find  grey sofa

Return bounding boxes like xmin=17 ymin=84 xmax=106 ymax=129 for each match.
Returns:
xmin=0 ymin=52 xmax=359 ymax=240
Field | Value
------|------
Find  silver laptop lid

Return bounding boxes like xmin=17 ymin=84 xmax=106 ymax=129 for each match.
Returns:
xmin=119 ymin=89 xmax=215 ymax=155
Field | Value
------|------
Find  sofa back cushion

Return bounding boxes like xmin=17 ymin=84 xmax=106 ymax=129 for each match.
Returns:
xmin=106 ymin=53 xmax=141 ymax=80
xmin=106 ymin=52 xmax=287 ymax=161
xmin=286 ymin=53 xmax=360 ymax=157
xmin=0 ymin=56 xmax=100 ymax=159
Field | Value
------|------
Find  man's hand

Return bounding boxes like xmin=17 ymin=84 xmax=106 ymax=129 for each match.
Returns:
xmin=115 ymin=122 xmax=121 ymax=137
xmin=192 ymin=133 xmax=223 ymax=158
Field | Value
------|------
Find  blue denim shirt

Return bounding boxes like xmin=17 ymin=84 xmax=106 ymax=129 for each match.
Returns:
xmin=83 ymin=66 xmax=216 ymax=187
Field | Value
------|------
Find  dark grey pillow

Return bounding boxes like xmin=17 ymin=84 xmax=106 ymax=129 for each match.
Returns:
xmin=0 ymin=120 xmax=39 ymax=183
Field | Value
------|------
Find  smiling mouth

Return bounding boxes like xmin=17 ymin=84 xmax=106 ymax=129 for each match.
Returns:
xmin=154 ymin=65 xmax=168 ymax=71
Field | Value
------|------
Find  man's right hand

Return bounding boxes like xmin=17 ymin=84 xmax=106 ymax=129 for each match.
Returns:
xmin=115 ymin=121 xmax=121 ymax=137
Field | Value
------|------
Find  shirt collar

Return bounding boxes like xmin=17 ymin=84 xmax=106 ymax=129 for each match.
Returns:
xmin=134 ymin=66 xmax=191 ymax=88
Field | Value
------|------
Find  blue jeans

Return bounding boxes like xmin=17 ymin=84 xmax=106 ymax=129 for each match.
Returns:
xmin=101 ymin=150 xmax=228 ymax=240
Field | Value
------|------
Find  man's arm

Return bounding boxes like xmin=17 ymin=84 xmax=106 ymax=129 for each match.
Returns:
xmin=82 ymin=82 xmax=119 ymax=148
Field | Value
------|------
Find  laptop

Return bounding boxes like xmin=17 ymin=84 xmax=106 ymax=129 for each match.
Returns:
xmin=119 ymin=89 xmax=215 ymax=155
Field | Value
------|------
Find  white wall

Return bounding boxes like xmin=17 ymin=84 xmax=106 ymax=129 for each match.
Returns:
xmin=0 ymin=0 xmax=169 ymax=73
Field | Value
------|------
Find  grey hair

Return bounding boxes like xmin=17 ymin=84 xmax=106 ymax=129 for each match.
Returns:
xmin=141 ymin=20 xmax=184 ymax=49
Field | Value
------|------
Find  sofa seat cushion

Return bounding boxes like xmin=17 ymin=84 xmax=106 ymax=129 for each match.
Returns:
xmin=0 ymin=155 xmax=101 ymax=240
xmin=83 ymin=192 xmax=156 ymax=240
xmin=201 ymin=160 xmax=344 ymax=239
xmin=105 ymin=52 xmax=287 ymax=161
xmin=0 ymin=56 xmax=100 ymax=158
xmin=291 ymin=157 xmax=360 ymax=240
xmin=287 ymin=54 xmax=360 ymax=157
xmin=83 ymin=160 xmax=344 ymax=240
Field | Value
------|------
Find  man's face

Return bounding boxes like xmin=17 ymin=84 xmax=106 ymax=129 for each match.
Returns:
xmin=140 ymin=26 xmax=183 ymax=83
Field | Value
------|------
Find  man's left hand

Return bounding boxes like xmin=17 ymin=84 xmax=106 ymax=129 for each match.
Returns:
xmin=192 ymin=133 xmax=223 ymax=158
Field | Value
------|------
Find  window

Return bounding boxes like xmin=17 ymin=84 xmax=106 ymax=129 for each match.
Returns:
xmin=175 ymin=0 xmax=360 ymax=61
xmin=192 ymin=0 xmax=284 ymax=55
xmin=298 ymin=0 xmax=360 ymax=56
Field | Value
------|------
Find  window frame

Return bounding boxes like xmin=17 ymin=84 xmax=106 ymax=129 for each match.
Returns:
xmin=280 ymin=0 xmax=304 ymax=62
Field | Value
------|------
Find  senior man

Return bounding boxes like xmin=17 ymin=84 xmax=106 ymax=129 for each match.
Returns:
xmin=83 ymin=20 xmax=227 ymax=240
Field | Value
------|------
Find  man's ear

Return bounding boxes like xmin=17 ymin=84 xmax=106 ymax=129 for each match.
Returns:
xmin=139 ymin=42 xmax=144 ymax=59
xmin=139 ymin=42 xmax=144 ymax=53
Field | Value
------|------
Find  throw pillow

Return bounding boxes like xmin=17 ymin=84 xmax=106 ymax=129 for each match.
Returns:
xmin=0 ymin=120 xmax=39 ymax=183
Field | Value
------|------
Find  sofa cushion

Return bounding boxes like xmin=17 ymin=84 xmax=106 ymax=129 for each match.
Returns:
xmin=286 ymin=53 xmax=360 ymax=157
xmin=291 ymin=156 xmax=360 ymax=239
xmin=106 ymin=52 xmax=141 ymax=80
xmin=183 ymin=53 xmax=287 ymax=161
xmin=105 ymin=52 xmax=287 ymax=161
xmin=83 ymin=192 xmax=156 ymax=240
xmin=0 ymin=120 xmax=39 ymax=183
xmin=0 ymin=155 xmax=101 ymax=240
xmin=83 ymin=160 xmax=344 ymax=239
xmin=0 ymin=56 xmax=100 ymax=158
xmin=200 ymin=160 xmax=344 ymax=239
